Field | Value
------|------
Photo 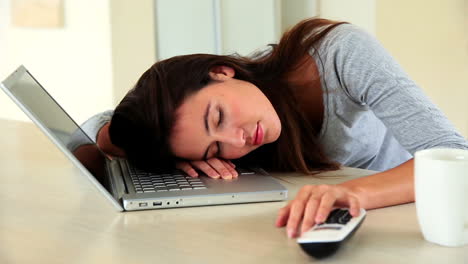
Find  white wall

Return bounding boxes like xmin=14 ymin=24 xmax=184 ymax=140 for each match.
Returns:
xmin=0 ymin=0 xmax=156 ymax=124
xmin=154 ymin=0 xmax=284 ymax=59
xmin=155 ymin=0 xmax=216 ymax=60
xmin=281 ymin=0 xmax=318 ymax=32
xmin=0 ymin=0 xmax=114 ymax=124
xmin=319 ymin=0 xmax=376 ymax=35
xmin=376 ymin=0 xmax=468 ymax=137
xmin=220 ymin=0 xmax=279 ymax=56
xmin=110 ymin=0 xmax=157 ymax=104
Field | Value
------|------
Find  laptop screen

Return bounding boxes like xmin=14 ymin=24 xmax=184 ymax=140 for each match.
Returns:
xmin=1 ymin=66 xmax=111 ymax=190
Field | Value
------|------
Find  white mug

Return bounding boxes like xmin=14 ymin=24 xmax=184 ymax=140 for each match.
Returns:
xmin=414 ymin=148 xmax=468 ymax=247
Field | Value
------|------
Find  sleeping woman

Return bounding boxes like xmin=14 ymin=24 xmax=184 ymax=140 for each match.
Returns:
xmin=79 ymin=18 xmax=468 ymax=238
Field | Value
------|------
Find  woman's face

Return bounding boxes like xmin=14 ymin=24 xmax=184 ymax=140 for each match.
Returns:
xmin=170 ymin=66 xmax=281 ymax=161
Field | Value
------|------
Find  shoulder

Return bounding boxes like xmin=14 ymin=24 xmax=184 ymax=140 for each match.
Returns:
xmin=313 ymin=24 xmax=400 ymax=104
xmin=314 ymin=23 xmax=393 ymax=77
xmin=311 ymin=24 xmax=385 ymax=63
xmin=321 ymin=23 xmax=375 ymax=46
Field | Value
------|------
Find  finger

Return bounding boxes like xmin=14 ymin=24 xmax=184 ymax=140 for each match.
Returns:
xmin=221 ymin=160 xmax=238 ymax=178
xmin=300 ymin=196 xmax=321 ymax=234
xmin=285 ymin=186 xmax=314 ymax=237
xmin=286 ymin=200 xmax=307 ymax=238
xmin=190 ymin=161 xmax=220 ymax=179
xmin=227 ymin=160 xmax=236 ymax=168
xmin=348 ymin=196 xmax=360 ymax=217
xmin=206 ymin=158 xmax=233 ymax=179
xmin=275 ymin=203 xmax=291 ymax=227
xmin=176 ymin=162 xmax=198 ymax=177
xmin=314 ymin=192 xmax=336 ymax=224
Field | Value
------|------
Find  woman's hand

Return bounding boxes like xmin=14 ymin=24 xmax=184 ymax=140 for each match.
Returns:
xmin=176 ymin=158 xmax=238 ymax=180
xmin=275 ymin=184 xmax=361 ymax=238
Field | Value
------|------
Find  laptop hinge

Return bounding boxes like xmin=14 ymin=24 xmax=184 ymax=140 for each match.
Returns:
xmin=106 ymin=159 xmax=128 ymax=200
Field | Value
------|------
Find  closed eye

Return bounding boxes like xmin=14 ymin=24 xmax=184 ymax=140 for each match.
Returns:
xmin=218 ymin=107 xmax=224 ymax=126
xmin=216 ymin=107 xmax=224 ymax=157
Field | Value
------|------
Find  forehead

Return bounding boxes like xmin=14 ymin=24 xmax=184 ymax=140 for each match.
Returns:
xmin=169 ymin=90 xmax=210 ymax=160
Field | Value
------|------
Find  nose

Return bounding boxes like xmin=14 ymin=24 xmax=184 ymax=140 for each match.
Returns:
xmin=214 ymin=127 xmax=245 ymax=147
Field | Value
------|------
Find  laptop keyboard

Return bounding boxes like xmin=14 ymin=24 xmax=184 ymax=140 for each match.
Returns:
xmin=129 ymin=169 xmax=207 ymax=193
xmin=126 ymin=161 xmax=257 ymax=194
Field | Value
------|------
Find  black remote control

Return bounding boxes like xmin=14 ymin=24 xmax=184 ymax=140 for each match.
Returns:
xmin=297 ymin=208 xmax=366 ymax=258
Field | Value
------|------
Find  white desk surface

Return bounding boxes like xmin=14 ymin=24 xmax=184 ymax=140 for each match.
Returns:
xmin=0 ymin=119 xmax=467 ymax=264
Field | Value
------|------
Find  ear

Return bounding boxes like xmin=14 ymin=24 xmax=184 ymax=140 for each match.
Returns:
xmin=208 ymin=66 xmax=235 ymax=81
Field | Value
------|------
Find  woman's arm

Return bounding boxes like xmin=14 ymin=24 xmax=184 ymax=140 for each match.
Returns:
xmin=276 ymin=159 xmax=414 ymax=238
xmin=341 ymin=159 xmax=414 ymax=209
xmin=96 ymin=122 xmax=126 ymax=157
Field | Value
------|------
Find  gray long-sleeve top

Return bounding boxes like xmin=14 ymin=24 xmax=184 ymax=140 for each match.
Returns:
xmin=313 ymin=24 xmax=467 ymax=171
xmin=74 ymin=24 xmax=468 ymax=172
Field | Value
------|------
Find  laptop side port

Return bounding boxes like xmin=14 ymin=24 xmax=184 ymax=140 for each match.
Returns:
xmin=153 ymin=201 xmax=163 ymax=206
xmin=139 ymin=202 xmax=148 ymax=207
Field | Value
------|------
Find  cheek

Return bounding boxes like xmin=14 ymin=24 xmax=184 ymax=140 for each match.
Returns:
xmin=170 ymin=126 xmax=207 ymax=160
xmin=229 ymin=100 xmax=243 ymax=122
xmin=228 ymin=97 xmax=257 ymax=126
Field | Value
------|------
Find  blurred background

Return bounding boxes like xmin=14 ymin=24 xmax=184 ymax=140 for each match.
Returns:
xmin=0 ymin=0 xmax=467 ymax=137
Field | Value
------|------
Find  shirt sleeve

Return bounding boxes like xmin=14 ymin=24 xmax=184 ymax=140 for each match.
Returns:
xmin=330 ymin=24 xmax=468 ymax=154
xmin=66 ymin=110 xmax=114 ymax=151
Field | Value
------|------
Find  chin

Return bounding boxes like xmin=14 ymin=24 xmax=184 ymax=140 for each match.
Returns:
xmin=271 ymin=123 xmax=281 ymax=142
xmin=261 ymin=118 xmax=281 ymax=144
xmin=264 ymin=131 xmax=280 ymax=146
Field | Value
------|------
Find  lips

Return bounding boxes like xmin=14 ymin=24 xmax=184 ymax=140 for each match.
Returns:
xmin=253 ymin=122 xmax=264 ymax=145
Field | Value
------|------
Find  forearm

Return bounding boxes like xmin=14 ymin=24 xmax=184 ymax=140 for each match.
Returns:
xmin=97 ymin=122 xmax=126 ymax=157
xmin=338 ymin=159 xmax=415 ymax=209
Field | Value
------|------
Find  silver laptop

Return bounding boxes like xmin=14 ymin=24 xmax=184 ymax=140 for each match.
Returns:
xmin=1 ymin=65 xmax=288 ymax=211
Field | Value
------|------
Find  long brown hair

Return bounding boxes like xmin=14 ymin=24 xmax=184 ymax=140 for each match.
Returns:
xmin=109 ymin=18 xmax=346 ymax=173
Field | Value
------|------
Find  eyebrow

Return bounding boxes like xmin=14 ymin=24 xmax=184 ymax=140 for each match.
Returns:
xmin=202 ymin=102 xmax=211 ymax=160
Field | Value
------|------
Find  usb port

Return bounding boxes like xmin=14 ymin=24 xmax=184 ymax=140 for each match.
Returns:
xmin=153 ymin=201 xmax=162 ymax=206
xmin=139 ymin=202 xmax=148 ymax=207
